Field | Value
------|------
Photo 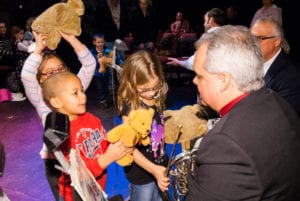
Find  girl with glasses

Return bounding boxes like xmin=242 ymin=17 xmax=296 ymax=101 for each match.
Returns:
xmin=117 ymin=50 xmax=169 ymax=201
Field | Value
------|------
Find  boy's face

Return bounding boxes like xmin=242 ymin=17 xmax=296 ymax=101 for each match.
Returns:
xmin=54 ymin=76 xmax=86 ymax=120
xmin=93 ymin=37 xmax=105 ymax=50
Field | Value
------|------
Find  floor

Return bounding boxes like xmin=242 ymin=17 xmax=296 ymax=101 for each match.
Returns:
xmin=0 ymin=70 xmax=197 ymax=201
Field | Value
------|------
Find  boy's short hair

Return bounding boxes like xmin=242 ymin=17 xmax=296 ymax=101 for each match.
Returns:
xmin=92 ymin=33 xmax=105 ymax=40
xmin=42 ymin=71 xmax=77 ymax=104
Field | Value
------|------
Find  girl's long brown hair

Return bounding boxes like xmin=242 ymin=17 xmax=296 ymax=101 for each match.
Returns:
xmin=117 ymin=50 xmax=168 ymax=113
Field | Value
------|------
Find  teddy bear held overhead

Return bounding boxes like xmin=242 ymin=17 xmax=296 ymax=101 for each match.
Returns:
xmin=31 ymin=0 xmax=84 ymax=50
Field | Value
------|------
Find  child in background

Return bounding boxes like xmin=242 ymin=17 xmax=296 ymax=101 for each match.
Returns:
xmin=90 ymin=33 xmax=123 ymax=108
xmin=8 ymin=25 xmax=29 ymax=101
xmin=117 ymin=50 xmax=170 ymax=201
xmin=42 ymin=71 xmax=131 ymax=201
xmin=21 ymin=31 xmax=96 ymax=201
xmin=90 ymin=33 xmax=111 ymax=107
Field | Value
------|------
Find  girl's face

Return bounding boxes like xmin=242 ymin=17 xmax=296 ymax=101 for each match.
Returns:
xmin=39 ymin=57 xmax=66 ymax=83
xmin=16 ymin=30 xmax=24 ymax=41
xmin=137 ymin=76 xmax=162 ymax=102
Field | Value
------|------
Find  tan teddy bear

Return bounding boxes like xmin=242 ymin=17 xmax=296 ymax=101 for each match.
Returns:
xmin=31 ymin=0 xmax=84 ymax=50
xmin=107 ymin=108 xmax=155 ymax=166
xmin=98 ymin=52 xmax=113 ymax=74
xmin=164 ymin=104 xmax=217 ymax=150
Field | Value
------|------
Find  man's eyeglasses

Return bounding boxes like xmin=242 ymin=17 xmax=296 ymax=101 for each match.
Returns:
xmin=254 ymin=35 xmax=276 ymax=42
xmin=41 ymin=65 xmax=66 ymax=78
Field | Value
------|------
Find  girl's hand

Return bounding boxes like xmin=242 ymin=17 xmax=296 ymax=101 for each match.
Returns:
xmin=58 ymin=30 xmax=83 ymax=52
xmin=152 ymin=165 xmax=170 ymax=191
xmin=32 ymin=31 xmax=47 ymax=54
xmin=58 ymin=30 xmax=76 ymax=44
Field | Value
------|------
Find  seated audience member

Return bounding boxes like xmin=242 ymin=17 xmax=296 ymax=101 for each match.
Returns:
xmin=251 ymin=17 xmax=300 ymax=116
xmin=187 ymin=24 xmax=300 ymax=201
xmin=159 ymin=11 xmax=190 ymax=56
xmin=170 ymin=11 xmax=190 ymax=39
xmin=251 ymin=0 xmax=282 ymax=27
xmin=225 ymin=5 xmax=247 ymax=25
xmin=167 ymin=7 xmax=225 ymax=70
xmin=8 ymin=26 xmax=30 ymax=101
xmin=0 ymin=20 xmax=25 ymax=101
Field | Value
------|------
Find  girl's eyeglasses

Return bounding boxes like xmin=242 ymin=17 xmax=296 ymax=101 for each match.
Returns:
xmin=41 ymin=65 xmax=66 ymax=78
xmin=137 ymin=82 xmax=163 ymax=100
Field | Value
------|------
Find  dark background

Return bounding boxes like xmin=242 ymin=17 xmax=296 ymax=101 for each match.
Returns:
xmin=1 ymin=0 xmax=299 ymax=61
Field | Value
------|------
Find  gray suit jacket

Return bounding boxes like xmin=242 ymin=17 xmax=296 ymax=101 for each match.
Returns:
xmin=187 ymin=88 xmax=300 ymax=201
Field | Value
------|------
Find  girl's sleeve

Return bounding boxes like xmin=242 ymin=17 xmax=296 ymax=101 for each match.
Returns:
xmin=21 ymin=53 xmax=51 ymax=124
xmin=76 ymin=45 xmax=97 ymax=91
xmin=17 ymin=42 xmax=29 ymax=52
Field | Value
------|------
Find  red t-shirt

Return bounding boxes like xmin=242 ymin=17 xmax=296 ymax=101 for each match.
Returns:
xmin=58 ymin=112 xmax=109 ymax=201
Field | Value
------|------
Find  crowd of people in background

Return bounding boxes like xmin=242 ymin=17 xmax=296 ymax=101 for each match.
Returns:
xmin=1 ymin=0 xmax=300 ymax=200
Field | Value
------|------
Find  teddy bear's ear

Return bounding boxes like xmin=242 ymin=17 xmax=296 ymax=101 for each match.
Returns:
xmin=67 ymin=0 xmax=84 ymax=16
xmin=191 ymin=104 xmax=201 ymax=112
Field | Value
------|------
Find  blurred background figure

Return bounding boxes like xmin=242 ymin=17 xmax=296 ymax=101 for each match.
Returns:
xmin=130 ymin=0 xmax=158 ymax=51
xmin=24 ymin=16 xmax=35 ymax=44
xmin=6 ymin=26 xmax=29 ymax=101
xmin=251 ymin=0 xmax=282 ymax=27
xmin=170 ymin=11 xmax=190 ymax=39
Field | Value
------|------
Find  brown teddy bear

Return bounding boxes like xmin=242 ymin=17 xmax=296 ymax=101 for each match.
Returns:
xmin=98 ymin=52 xmax=113 ymax=74
xmin=31 ymin=0 xmax=84 ymax=50
xmin=164 ymin=104 xmax=218 ymax=150
xmin=107 ymin=108 xmax=155 ymax=166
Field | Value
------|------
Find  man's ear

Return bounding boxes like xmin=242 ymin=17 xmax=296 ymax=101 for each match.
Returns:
xmin=218 ymin=72 xmax=231 ymax=92
xmin=49 ymin=97 xmax=62 ymax=109
xmin=274 ymin=37 xmax=281 ymax=47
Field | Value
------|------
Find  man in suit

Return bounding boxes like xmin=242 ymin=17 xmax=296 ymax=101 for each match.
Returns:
xmin=251 ymin=17 xmax=300 ymax=116
xmin=186 ymin=25 xmax=300 ymax=200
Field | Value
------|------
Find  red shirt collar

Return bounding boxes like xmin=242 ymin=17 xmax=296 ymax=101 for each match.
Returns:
xmin=220 ymin=93 xmax=249 ymax=117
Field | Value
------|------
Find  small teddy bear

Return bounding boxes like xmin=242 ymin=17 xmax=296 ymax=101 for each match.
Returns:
xmin=98 ymin=52 xmax=113 ymax=74
xmin=163 ymin=104 xmax=219 ymax=150
xmin=107 ymin=108 xmax=154 ymax=166
xmin=31 ymin=0 xmax=84 ymax=50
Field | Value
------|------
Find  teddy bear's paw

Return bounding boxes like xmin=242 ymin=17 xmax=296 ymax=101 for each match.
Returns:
xmin=107 ymin=130 xmax=121 ymax=143
xmin=140 ymin=136 xmax=150 ymax=146
xmin=117 ymin=154 xmax=133 ymax=166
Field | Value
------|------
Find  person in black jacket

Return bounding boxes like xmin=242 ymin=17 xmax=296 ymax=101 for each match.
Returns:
xmin=251 ymin=16 xmax=300 ymax=116
xmin=93 ymin=0 xmax=130 ymax=47
xmin=130 ymin=0 xmax=158 ymax=51
xmin=187 ymin=25 xmax=300 ymax=201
